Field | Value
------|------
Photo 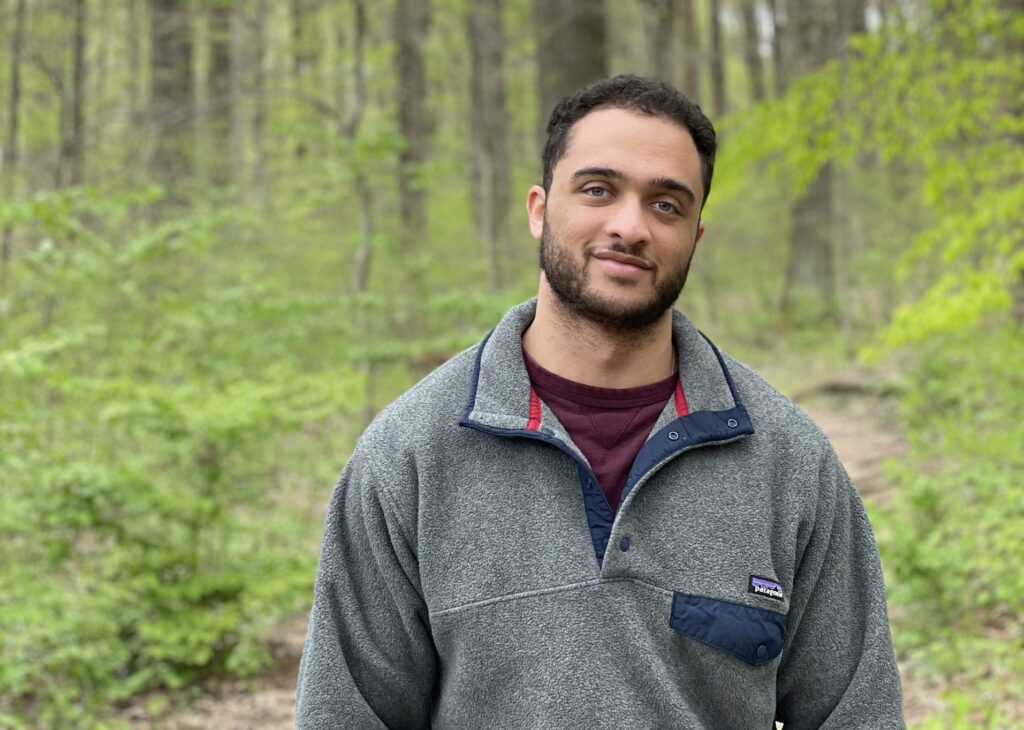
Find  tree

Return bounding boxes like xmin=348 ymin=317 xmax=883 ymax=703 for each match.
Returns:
xmin=1 ymin=0 xmax=28 ymax=274
xmin=677 ymin=0 xmax=701 ymax=101
xmin=708 ymin=0 xmax=727 ymax=115
xmin=534 ymin=0 xmax=608 ymax=132
xmin=251 ymin=0 xmax=268 ymax=205
xmin=63 ymin=0 xmax=87 ymax=186
xmin=779 ymin=0 xmax=841 ymax=323
xmin=394 ymin=0 xmax=432 ymax=252
xmin=641 ymin=0 xmax=676 ymax=84
xmin=467 ymin=0 xmax=510 ymax=291
xmin=767 ymin=0 xmax=785 ymax=95
xmin=149 ymin=0 xmax=194 ymax=192
xmin=740 ymin=0 xmax=766 ymax=103
xmin=207 ymin=0 xmax=234 ymax=186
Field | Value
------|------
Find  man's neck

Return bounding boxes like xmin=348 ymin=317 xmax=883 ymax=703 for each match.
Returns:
xmin=522 ymin=287 xmax=676 ymax=389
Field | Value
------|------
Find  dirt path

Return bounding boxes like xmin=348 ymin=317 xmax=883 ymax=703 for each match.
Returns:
xmin=131 ymin=388 xmax=917 ymax=729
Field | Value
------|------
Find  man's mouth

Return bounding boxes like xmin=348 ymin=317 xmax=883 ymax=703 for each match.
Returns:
xmin=592 ymin=250 xmax=653 ymax=276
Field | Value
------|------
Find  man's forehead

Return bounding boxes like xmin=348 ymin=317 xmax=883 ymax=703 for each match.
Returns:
xmin=557 ymin=109 xmax=700 ymax=165
xmin=557 ymin=108 xmax=701 ymax=185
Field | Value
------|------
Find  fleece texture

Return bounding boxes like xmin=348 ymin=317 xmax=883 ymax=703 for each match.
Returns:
xmin=295 ymin=299 xmax=905 ymax=729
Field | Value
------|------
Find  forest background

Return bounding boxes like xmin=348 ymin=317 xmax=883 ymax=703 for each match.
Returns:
xmin=0 ymin=0 xmax=1021 ymax=727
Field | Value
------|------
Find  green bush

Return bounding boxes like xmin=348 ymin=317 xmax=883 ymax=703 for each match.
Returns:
xmin=0 ymin=191 xmax=360 ymax=726
xmin=873 ymin=326 xmax=1024 ymax=726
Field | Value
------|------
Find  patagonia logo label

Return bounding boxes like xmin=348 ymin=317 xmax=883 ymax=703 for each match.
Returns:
xmin=749 ymin=575 xmax=784 ymax=601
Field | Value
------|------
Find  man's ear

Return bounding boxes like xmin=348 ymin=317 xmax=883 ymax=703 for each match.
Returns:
xmin=695 ymin=219 xmax=706 ymax=245
xmin=526 ymin=185 xmax=546 ymax=241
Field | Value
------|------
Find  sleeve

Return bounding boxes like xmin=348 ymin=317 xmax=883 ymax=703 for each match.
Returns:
xmin=295 ymin=446 xmax=438 ymax=729
xmin=774 ymin=447 xmax=905 ymax=729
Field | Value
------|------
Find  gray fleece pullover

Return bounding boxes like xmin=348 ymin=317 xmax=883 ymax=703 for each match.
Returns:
xmin=296 ymin=300 xmax=904 ymax=729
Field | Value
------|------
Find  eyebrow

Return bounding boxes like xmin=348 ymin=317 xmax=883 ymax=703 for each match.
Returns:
xmin=571 ymin=167 xmax=696 ymax=205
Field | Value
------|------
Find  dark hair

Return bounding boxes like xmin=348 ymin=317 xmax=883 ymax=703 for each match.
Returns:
xmin=541 ymin=75 xmax=717 ymax=209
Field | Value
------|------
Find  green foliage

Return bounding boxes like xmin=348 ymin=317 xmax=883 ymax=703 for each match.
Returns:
xmin=871 ymin=326 xmax=1024 ymax=727
xmin=0 ymin=188 xmax=364 ymax=726
xmin=709 ymin=1 xmax=1024 ymax=723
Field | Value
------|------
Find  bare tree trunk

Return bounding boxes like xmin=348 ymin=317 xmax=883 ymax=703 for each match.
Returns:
xmin=62 ymin=0 xmax=87 ymax=186
xmin=847 ymin=0 xmax=867 ymax=34
xmin=1 ymin=0 xmax=28 ymax=276
xmin=149 ymin=0 xmax=194 ymax=193
xmin=468 ymin=0 xmax=510 ymax=291
xmin=128 ymin=0 xmax=141 ymax=121
xmin=708 ymin=0 xmax=727 ymax=116
xmin=780 ymin=0 xmax=841 ymax=324
xmin=641 ymin=0 xmax=676 ymax=84
xmin=208 ymin=0 xmax=232 ymax=186
xmin=290 ymin=0 xmax=317 ymax=159
xmin=251 ymin=0 xmax=268 ymax=206
xmin=230 ymin=4 xmax=247 ymax=184
xmin=678 ymin=0 xmax=701 ymax=101
xmin=534 ymin=0 xmax=608 ymax=136
xmin=394 ymin=0 xmax=432 ymax=252
xmin=340 ymin=0 xmax=380 ymax=422
xmin=768 ymin=0 xmax=786 ymax=95
xmin=740 ymin=0 xmax=766 ymax=103
xmin=343 ymin=0 xmax=374 ymax=294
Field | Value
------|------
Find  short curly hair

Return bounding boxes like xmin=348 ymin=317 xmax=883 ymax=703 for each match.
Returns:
xmin=541 ymin=75 xmax=717 ymax=210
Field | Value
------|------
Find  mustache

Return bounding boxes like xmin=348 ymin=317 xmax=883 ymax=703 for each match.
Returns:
xmin=592 ymin=242 xmax=654 ymax=267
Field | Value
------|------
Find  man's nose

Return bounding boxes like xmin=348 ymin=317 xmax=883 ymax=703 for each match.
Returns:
xmin=602 ymin=197 xmax=650 ymax=245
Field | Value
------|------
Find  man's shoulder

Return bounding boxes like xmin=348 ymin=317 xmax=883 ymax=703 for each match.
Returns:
xmin=360 ymin=342 xmax=481 ymax=451
xmin=720 ymin=351 xmax=831 ymax=452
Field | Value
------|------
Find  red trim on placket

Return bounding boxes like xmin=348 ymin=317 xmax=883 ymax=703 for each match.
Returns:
xmin=526 ymin=387 xmax=542 ymax=431
xmin=674 ymin=381 xmax=689 ymax=417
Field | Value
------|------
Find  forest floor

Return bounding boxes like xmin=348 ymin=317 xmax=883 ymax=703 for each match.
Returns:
xmin=124 ymin=377 xmax=948 ymax=729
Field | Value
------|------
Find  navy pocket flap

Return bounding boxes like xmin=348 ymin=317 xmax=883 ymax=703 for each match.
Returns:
xmin=669 ymin=592 xmax=786 ymax=666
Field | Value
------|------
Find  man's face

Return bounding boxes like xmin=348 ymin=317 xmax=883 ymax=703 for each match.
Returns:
xmin=527 ymin=108 xmax=706 ymax=330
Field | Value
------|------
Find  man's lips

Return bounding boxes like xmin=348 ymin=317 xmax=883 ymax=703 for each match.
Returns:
xmin=592 ymin=250 xmax=653 ymax=272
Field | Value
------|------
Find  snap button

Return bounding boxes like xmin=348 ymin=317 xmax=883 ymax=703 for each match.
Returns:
xmin=727 ymin=418 xmax=738 ymax=428
xmin=619 ymin=536 xmax=631 ymax=552
xmin=668 ymin=431 xmax=679 ymax=441
xmin=756 ymin=644 xmax=767 ymax=659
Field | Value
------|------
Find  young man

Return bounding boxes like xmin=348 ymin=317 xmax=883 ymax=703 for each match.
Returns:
xmin=296 ymin=76 xmax=904 ymax=729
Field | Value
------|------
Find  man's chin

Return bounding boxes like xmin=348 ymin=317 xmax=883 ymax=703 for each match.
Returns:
xmin=563 ymin=291 xmax=673 ymax=331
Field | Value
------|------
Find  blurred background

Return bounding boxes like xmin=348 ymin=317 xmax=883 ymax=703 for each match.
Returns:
xmin=0 ymin=0 xmax=1021 ymax=727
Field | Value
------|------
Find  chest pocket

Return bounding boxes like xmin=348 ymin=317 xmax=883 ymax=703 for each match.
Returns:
xmin=670 ymin=592 xmax=786 ymax=666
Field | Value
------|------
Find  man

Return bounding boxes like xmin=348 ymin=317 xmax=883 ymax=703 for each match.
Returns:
xmin=296 ymin=75 xmax=904 ymax=729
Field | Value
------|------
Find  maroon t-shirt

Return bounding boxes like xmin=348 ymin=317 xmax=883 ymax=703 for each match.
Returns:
xmin=523 ymin=348 xmax=678 ymax=512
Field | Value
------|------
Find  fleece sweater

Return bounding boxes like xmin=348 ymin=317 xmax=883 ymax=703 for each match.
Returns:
xmin=295 ymin=299 xmax=905 ymax=730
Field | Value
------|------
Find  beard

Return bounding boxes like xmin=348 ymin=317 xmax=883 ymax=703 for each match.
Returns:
xmin=539 ymin=224 xmax=693 ymax=332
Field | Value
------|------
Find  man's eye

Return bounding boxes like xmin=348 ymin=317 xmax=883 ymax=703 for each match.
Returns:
xmin=654 ymin=200 xmax=680 ymax=215
xmin=583 ymin=187 xmax=607 ymax=197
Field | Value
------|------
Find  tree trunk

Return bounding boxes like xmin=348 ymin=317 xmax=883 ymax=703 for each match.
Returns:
xmin=251 ymin=0 xmax=268 ymax=206
xmin=533 ymin=0 xmax=608 ymax=136
xmin=768 ymin=0 xmax=786 ymax=95
xmin=128 ymin=0 xmax=141 ymax=121
xmin=467 ymin=0 xmax=510 ymax=291
xmin=708 ymin=0 xmax=727 ymax=116
xmin=641 ymin=0 xmax=676 ymax=85
xmin=290 ymin=0 xmax=318 ymax=159
xmin=677 ymin=0 xmax=701 ymax=101
xmin=1 ymin=0 xmax=28 ymax=275
xmin=230 ymin=4 xmax=246 ymax=184
xmin=344 ymin=0 xmax=375 ymax=294
xmin=63 ymin=0 xmax=87 ymax=186
xmin=740 ymin=0 xmax=766 ymax=103
xmin=394 ymin=0 xmax=432 ymax=252
xmin=149 ymin=0 xmax=194 ymax=192
xmin=780 ymin=0 xmax=841 ymax=324
xmin=207 ymin=0 xmax=232 ymax=186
